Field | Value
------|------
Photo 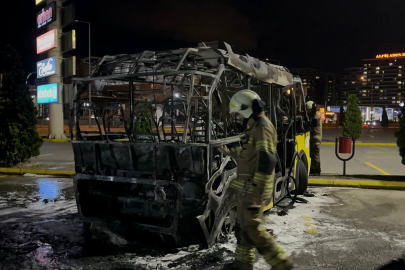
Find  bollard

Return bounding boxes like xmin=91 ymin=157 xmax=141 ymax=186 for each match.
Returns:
xmin=335 ymin=137 xmax=356 ymax=176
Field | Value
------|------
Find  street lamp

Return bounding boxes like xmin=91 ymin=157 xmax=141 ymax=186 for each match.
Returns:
xmin=75 ymin=20 xmax=92 ymax=127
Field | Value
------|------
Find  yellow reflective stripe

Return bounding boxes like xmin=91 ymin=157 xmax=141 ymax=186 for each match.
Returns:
xmin=256 ymin=141 xmax=276 ymax=151
xmin=235 ymin=246 xmax=255 ymax=264
xmin=254 ymin=172 xmax=272 ymax=183
xmin=248 ymin=137 xmax=254 ymax=144
xmin=264 ymin=185 xmax=273 ymax=193
xmin=231 ymin=180 xmax=253 ymax=192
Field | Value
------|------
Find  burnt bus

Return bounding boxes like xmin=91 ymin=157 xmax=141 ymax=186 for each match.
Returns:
xmin=70 ymin=42 xmax=311 ymax=247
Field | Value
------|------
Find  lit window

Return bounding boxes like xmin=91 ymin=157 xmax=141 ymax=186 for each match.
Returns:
xmin=390 ymin=63 xmax=393 ymax=66
xmin=383 ymin=71 xmax=385 ymax=74
xmin=362 ymin=94 xmax=367 ymax=97
xmin=400 ymin=66 xmax=403 ymax=69
xmin=376 ymin=67 xmax=380 ymax=70
xmin=329 ymin=80 xmax=333 ymax=83
xmin=392 ymin=97 xmax=396 ymax=99
xmin=398 ymin=101 xmax=401 ymax=103
xmin=303 ymin=79 xmax=307 ymax=82
xmin=375 ymin=86 xmax=379 ymax=89
xmin=328 ymin=99 xmax=330 ymax=101
xmin=384 ymin=97 xmax=387 ymax=99
xmin=399 ymin=70 xmax=402 ymax=73
xmin=362 ymin=90 xmax=367 ymax=92
xmin=316 ymin=76 xmax=320 ymax=79
xmin=363 ymin=72 xmax=367 ymax=74
xmin=352 ymin=81 xmax=355 ymax=84
xmin=380 ymin=90 xmax=384 ymax=93
xmin=344 ymin=101 xmax=347 ymax=103
xmin=392 ymin=101 xmax=395 ymax=103
xmin=398 ymin=81 xmax=402 ymax=84
xmin=376 ymin=71 xmax=380 ymax=74
xmin=303 ymin=82 xmax=307 ymax=85
xmin=398 ymin=93 xmax=402 ymax=96
xmin=344 ymin=82 xmax=347 ymax=84
xmin=364 ymin=64 xmax=367 ymax=67
xmin=399 ymin=74 xmax=402 ymax=77
xmin=379 ymin=97 xmax=383 ymax=100
xmin=368 ymin=64 xmax=371 ymax=66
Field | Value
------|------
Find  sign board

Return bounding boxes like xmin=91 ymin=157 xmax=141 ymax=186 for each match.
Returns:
xmin=37 ymin=83 xmax=59 ymax=104
xmin=36 ymin=2 xmax=56 ymax=29
xmin=62 ymin=30 xmax=76 ymax=52
xmin=37 ymin=56 xmax=57 ymax=78
xmin=62 ymin=56 xmax=76 ymax=77
xmin=376 ymin=53 xmax=405 ymax=59
xmin=37 ymin=29 xmax=57 ymax=54
xmin=62 ymin=3 xmax=75 ymax=27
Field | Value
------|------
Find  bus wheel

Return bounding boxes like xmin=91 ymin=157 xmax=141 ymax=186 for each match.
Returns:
xmin=297 ymin=159 xmax=308 ymax=195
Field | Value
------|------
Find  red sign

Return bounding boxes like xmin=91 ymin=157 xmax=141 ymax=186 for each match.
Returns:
xmin=37 ymin=29 xmax=56 ymax=54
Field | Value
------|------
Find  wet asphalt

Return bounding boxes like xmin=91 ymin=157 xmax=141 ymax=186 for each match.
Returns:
xmin=0 ymin=176 xmax=404 ymax=270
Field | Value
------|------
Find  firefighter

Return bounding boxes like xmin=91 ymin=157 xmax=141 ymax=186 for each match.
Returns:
xmin=306 ymin=101 xmax=322 ymax=176
xmin=218 ymin=90 xmax=293 ymax=270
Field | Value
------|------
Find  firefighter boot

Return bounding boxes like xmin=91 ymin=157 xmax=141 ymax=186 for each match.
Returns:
xmin=222 ymin=261 xmax=254 ymax=270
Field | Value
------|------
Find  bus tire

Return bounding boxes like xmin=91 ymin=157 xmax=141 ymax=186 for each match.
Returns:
xmin=297 ymin=159 xmax=308 ymax=195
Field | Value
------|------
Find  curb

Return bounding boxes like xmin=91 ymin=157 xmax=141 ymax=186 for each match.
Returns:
xmin=322 ymin=142 xmax=397 ymax=146
xmin=0 ymin=168 xmax=75 ymax=176
xmin=43 ymin=139 xmax=70 ymax=143
xmin=308 ymin=178 xmax=405 ymax=190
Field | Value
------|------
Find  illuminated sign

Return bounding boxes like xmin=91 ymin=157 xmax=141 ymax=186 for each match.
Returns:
xmin=36 ymin=0 xmax=44 ymax=5
xmin=37 ymin=29 xmax=57 ymax=54
xmin=376 ymin=53 xmax=405 ymax=59
xmin=37 ymin=83 xmax=59 ymax=104
xmin=37 ymin=56 xmax=56 ymax=78
xmin=37 ymin=2 xmax=56 ymax=29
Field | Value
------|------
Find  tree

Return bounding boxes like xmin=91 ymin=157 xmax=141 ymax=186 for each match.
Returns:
xmin=343 ymin=94 xmax=363 ymax=139
xmin=0 ymin=45 xmax=43 ymax=166
xmin=381 ymin=106 xmax=389 ymax=128
xmin=395 ymin=90 xmax=405 ymax=165
xmin=339 ymin=104 xmax=345 ymax=127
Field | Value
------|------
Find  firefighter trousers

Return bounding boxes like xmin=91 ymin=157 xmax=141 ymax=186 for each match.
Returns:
xmin=310 ymin=138 xmax=321 ymax=173
xmin=232 ymin=192 xmax=289 ymax=270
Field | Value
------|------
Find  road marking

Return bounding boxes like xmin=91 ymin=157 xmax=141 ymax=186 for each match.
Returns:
xmin=303 ymin=216 xmax=318 ymax=235
xmin=39 ymin=154 xmax=53 ymax=157
xmin=365 ymin=162 xmax=390 ymax=175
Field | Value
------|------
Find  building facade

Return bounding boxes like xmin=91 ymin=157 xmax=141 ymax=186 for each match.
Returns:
xmin=341 ymin=54 xmax=405 ymax=108
xmin=289 ymin=68 xmax=339 ymax=107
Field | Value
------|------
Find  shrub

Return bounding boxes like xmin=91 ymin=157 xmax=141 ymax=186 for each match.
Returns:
xmin=342 ymin=94 xmax=363 ymax=139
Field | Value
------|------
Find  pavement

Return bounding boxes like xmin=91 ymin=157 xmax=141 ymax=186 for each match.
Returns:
xmin=0 ymin=175 xmax=404 ymax=269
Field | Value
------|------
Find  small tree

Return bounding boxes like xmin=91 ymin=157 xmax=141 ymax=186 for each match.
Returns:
xmin=343 ymin=94 xmax=363 ymax=139
xmin=381 ymin=106 xmax=389 ymax=128
xmin=395 ymin=90 xmax=405 ymax=165
xmin=0 ymin=45 xmax=43 ymax=166
xmin=339 ymin=104 xmax=345 ymax=127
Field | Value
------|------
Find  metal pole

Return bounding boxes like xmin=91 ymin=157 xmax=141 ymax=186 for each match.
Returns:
xmin=88 ymin=22 xmax=92 ymax=127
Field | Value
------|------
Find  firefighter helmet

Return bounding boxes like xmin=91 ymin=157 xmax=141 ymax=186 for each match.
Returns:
xmin=229 ymin=90 xmax=261 ymax=118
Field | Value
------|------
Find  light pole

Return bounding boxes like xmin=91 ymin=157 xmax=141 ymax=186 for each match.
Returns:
xmin=75 ymin=20 xmax=92 ymax=127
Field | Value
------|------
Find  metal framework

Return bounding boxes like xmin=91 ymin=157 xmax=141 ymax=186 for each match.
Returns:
xmin=70 ymin=42 xmax=309 ymax=247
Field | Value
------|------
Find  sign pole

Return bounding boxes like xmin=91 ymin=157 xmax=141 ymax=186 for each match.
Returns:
xmin=47 ymin=0 xmax=66 ymax=139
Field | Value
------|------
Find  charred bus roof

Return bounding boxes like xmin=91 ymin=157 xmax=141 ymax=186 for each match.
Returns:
xmin=72 ymin=42 xmax=293 ymax=87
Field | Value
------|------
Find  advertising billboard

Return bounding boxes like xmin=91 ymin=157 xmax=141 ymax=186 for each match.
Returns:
xmin=37 ymin=83 xmax=59 ymax=104
xmin=37 ymin=2 xmax=56 ymax=29
xmin=37 ymin=29 xmax=57 ymax=54
xmin=37 ymin=56 xmax=57 ymax=78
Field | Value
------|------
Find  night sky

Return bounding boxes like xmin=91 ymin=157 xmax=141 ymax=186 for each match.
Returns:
xmin=3 ymin=0 xmax=405 ymax=75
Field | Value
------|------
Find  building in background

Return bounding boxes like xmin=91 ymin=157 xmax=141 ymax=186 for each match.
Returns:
xmin=341 ymin=53 xmax=405 ymax=121
xmin=289 ymin=68 xmax=339 ymax=107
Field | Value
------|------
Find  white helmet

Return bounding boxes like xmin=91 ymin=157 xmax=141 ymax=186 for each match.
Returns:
xmin=229 ymin=90 xmax=261 ymax=118
xmin=306 ymin=101 xmax=314 ymax=110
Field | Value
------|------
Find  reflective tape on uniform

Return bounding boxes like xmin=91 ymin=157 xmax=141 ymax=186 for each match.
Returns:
xmin=253 ymin=172 xmax=273 ymax=183
xmin=235 ymin=246 xmax=256 ymax=265
xmin=248 ymin=137 xmax=254 ymax=144
xmin=230 ymin=179 xmax=253 ymax=193
xmin=256 ymin=141 xmax=276 ymax=151
xmin=263 ymin=243 xmax=288 ymax=266
xmin=264 ymin=184 xmax=273 ymax=194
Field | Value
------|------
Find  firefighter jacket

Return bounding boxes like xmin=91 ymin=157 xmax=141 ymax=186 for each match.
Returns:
xmin=226 ymin=112 xmax=278 ymax=199
xmin=310 ymin=112 xmax=322 ymax=142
